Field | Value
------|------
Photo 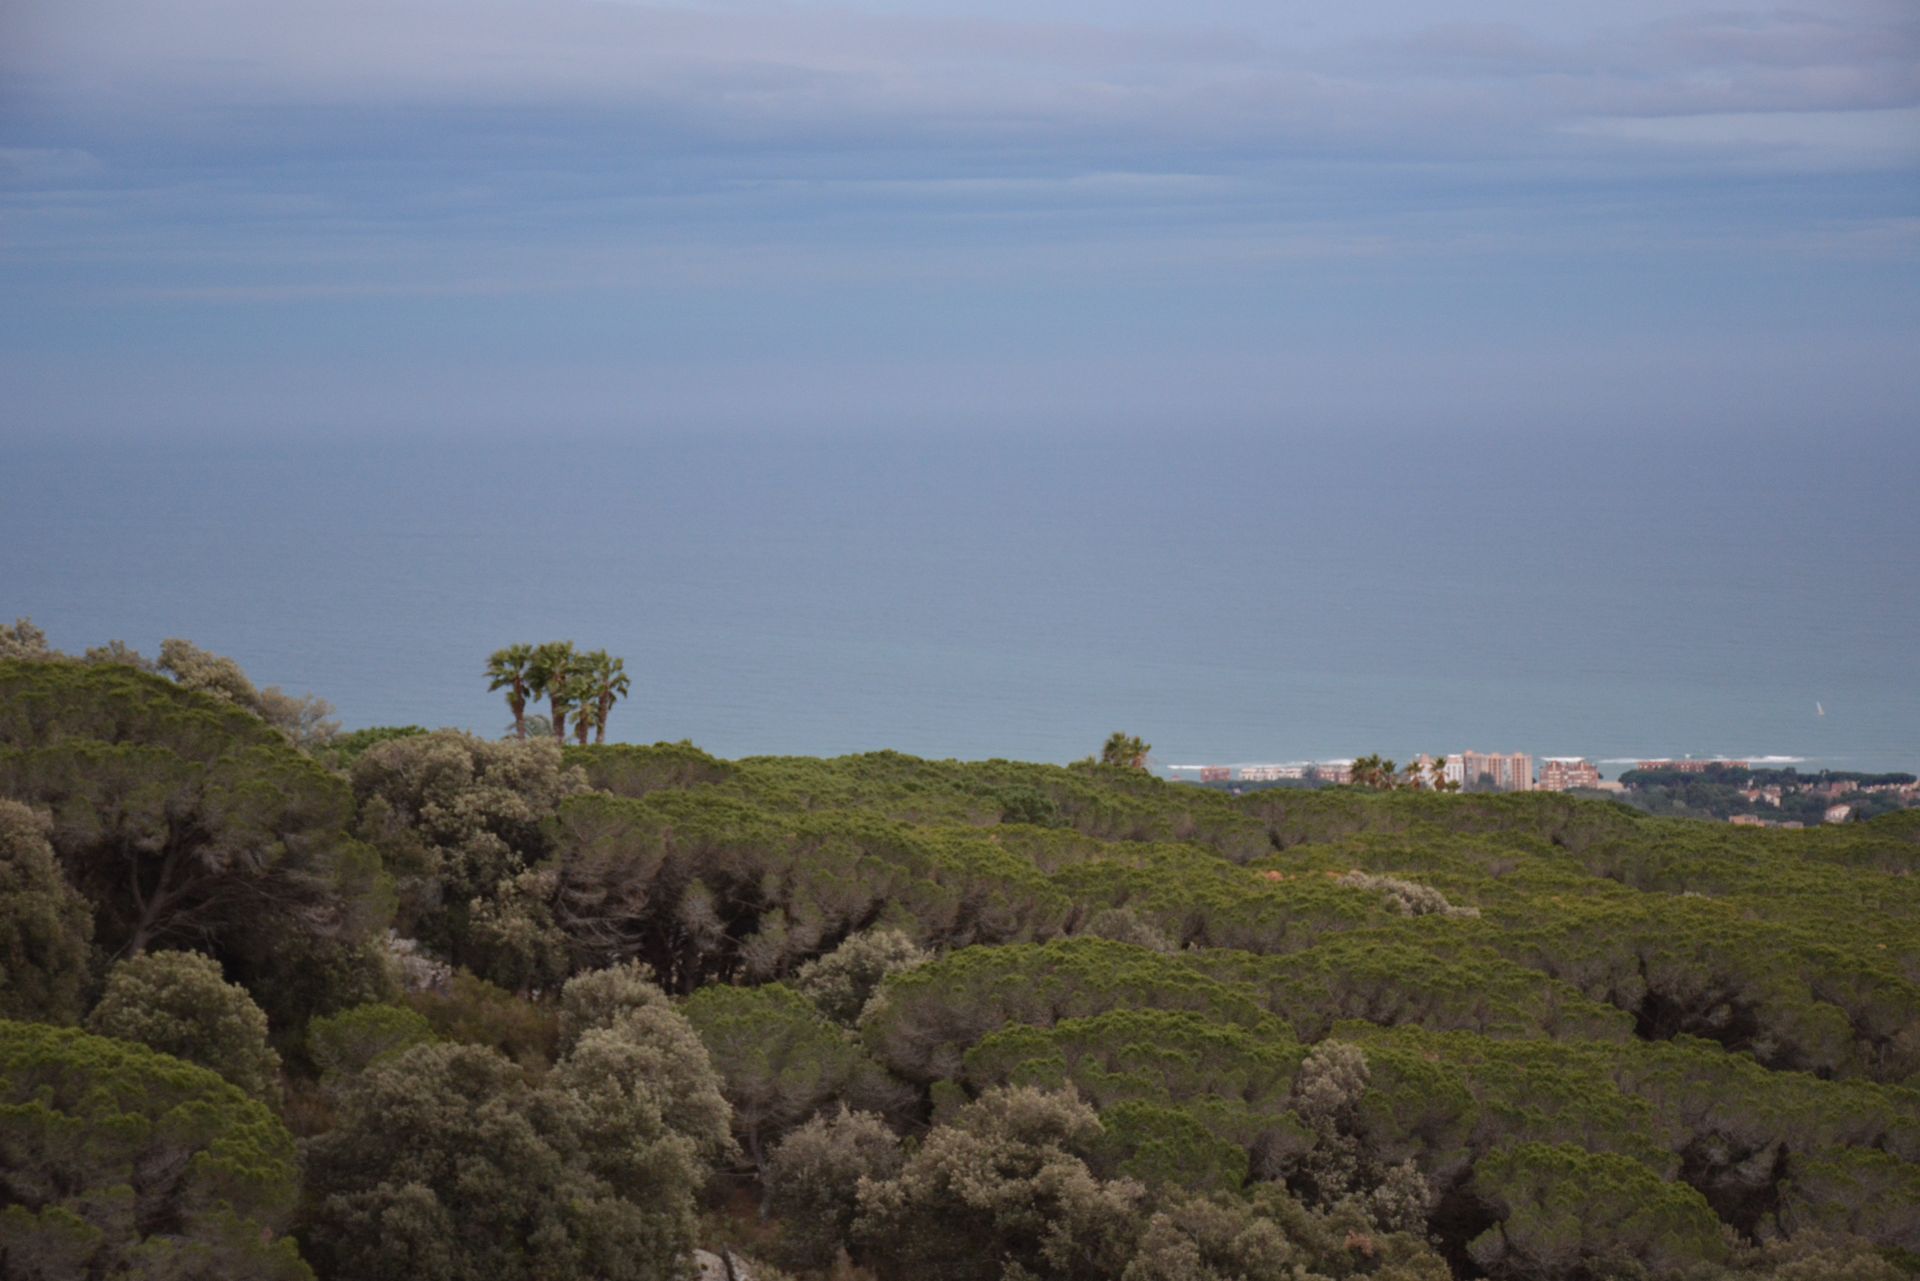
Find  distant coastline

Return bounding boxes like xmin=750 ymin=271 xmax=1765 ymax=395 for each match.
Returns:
xmin=1169 ymin=754 xmax=1920 ymax=827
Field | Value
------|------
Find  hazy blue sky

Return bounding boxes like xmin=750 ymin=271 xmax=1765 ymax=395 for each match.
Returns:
xmin=4 ymin=0 xmax=1916 ymax=441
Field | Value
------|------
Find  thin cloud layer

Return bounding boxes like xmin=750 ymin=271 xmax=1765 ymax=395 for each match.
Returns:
xmin=8 ymin=0 xmax=1915 ymax=160
xmin=0 ymin=0 xmax=1914 ymax=440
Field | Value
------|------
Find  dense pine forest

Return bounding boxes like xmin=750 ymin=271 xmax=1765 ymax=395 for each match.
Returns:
xmin=2 ymin=651 xmax=1916 ymax=1281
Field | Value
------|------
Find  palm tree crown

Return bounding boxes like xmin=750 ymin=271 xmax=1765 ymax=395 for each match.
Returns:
xmin=528 ymin=641 xmax=579 ymax=743
xmin=485 ymin=643 xmax=537 ymax=739
xmin=582 ymin=650 xmax=632 ymax=745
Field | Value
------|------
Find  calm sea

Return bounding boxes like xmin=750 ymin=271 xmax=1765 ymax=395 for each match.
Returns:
xmin=5 ymin=428 xmax=1916 ymax=775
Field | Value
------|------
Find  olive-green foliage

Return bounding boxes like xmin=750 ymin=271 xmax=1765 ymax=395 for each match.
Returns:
xmin=552 ymin=1003 xmax=737 ymax=1174
xmin=87 ymin=950 xmax=282 ymax=1100
xmin=865 ymin=940 xmax=1271 ymax=1085
xmin=404 ymin=970 xmax=559 ymax=1071
xmin=1000 ymin=785 xmax=1065 ymax=827
xmin=305 ymin=1002 xmax=436 ymax=1078
xmin=555 ymin=964 xmax=735 ymax=1167
xmin=336 ymin=742 xmax=1920 ymax=1273
xmin=704 ymin=750 xmax=1271 ymax=856
xmin=301 ymin=1039 xmax=704 ymax=1281
xmin=963 ymin=1009 xmax=1303 ymax=1191
xmin=310 ymin=724 xmax=428 ymax=771
xmin=1777 ymin=1147 xmax=1920 ymax=1253
xmin=0 ymin=660 xmax=389 ymax=1030
xmin=1051 ymin=844 xmax=1394 ymax=953
xmin=0 ymin=799 xmax=91 ymax=1023
xmin=1079 ymin=905 xmax=1177 ymax=951
xmin=563 ymin=741 xmax=735 ymax=797
xmin=527 ymin=791 xmax=1064 ymax=992
xmin=792 ymin=927 xmax=930 ymax=1024
xmin=1328 ymin=1022 xmax=1920 ymax=1240
xmin=556 ymin=959 xmax=670 ymax=1051
xmin=1123 ymin=1186 xmax=1449 ymax=1281
xmin=1093 ymin=1101 xmax=1257 ymax=1193
xmin=0 ymin=1019 xmax=311 ymax=1281
xmin=684 ymin=983 xmax=906 ymax=1170
xmin=863 ymin=937 xmax=1625 ymax=1087
xmin=16 ymin=687 xmax=1919 ymax=1280
xmin=853 ymin=1086 xmax=1147 ymax=1281
xmin=1285 ymin=1042 xmax=1434 ymax=1234
xmin=349 ymin=729 xmax=583 ymax=982
xmin=1727 ymin=1232 xmax=1909 ymax=1280
xmin=1468 ymin=1142 xmax=1727 ymax=1279
xmin=764 ymin=1108 xmax=904 ymax=1270
xmin=1241 ymin=794 xmax=1920 ymax=1083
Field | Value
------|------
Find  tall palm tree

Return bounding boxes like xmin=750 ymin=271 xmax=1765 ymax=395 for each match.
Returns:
xmin=581 ymin=650 xmax=631 ymax=745
xmin=528 ymin=641 xmax=578 ymax=743
xmin=570 ymin=684 xmax=598 ymax=746
xmin=485 ymin=643 xmax=537 ymax=739
xmin=1100 ymin=732 xmax=1151 ymax=770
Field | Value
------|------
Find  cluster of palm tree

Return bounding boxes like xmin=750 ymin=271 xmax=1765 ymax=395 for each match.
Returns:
xmin=485 ymin=642 xmax=631 ymax=745
xmin=1347 ymin=753 xmax=1399 ymax=790
xmin=1348 ymin=753 xmax=1459 ymax=791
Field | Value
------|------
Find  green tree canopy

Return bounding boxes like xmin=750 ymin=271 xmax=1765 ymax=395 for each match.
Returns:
xmin=792 ymin=926 xmax=930 ymax=1025
xmin=0 ymin=799 xmax=92 ymax=1024
xmin=854 ymin=1085 xmax=1146 ymax=1281
xmin=301 ymin=1039 xmax=705 ymax=1281
xmin=305 ymin=1002 xmax=436 ymax=1079
xmin=349 ymin=728 xmax=581 ymax=979
xmin=684 ymin=982 xmax=907 ymax=1174
xmin=0 ymin=1019 xmax=311 ymax=1281
xmin=87 ymin=950 xmax=282 ymax=1100
xmin=0 ymin=660 xmax=387 ymax=1028
xmin=764 ymin=1108 xmax=903 ymax=1269
xmin=1467 ymin=1142 xmax=1727 ymax=1280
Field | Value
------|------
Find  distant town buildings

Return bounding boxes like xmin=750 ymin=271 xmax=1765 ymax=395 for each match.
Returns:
xmin=1538 ymin=758 xmax=1602 ymax=792
xmin=1172 ymin=755 xmax=1915 ymax=823
xmin=1240 ymin=764 xmax=1307 ymax=782
xmin=1635 ymin=759 xmax=1751 ymax=773
xmin=1458 ymin=750 xmax=1533 ymax=792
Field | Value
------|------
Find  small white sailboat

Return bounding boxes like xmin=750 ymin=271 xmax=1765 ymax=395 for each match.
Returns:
xmin=1816 ymin=702 xmax=1825 ymax=717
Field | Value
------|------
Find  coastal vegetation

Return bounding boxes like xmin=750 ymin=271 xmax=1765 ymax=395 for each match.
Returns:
xmin=1616 ymin=765 xmax=1919 ymax=825
xmin=1 ymin=637 xmax=1917 ymax=1280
